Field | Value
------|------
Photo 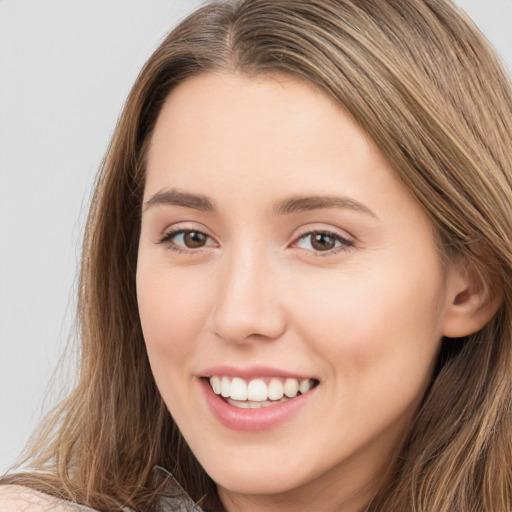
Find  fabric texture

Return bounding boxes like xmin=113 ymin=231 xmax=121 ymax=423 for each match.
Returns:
xmin=0 ymin=469 xmax=205 ymax=512
xmin=0 ymin=485 xmax=96 ymax=512
xmin=153 ymin=466 xmax=206 ymax=512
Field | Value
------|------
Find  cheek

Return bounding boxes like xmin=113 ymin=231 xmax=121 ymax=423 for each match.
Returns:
xmin=287 ymin=260 xmax=445 ymax=379
xmin=136 ymin=265 xmax=211 ymax=364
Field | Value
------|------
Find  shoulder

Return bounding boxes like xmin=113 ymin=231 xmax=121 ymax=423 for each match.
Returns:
xmin=0 ymin=485 xmax=96 ymax=512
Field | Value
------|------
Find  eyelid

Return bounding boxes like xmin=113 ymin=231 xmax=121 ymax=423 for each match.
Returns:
xmin=291 ymin=226 xmax=355 ymax=255
xmin=155 ymin=223 xmax=355 ymax=255
xmin=293 ymin=223 xmax=355 ymax=242
xmin=157 ymin=223 xmax=219 ymax=252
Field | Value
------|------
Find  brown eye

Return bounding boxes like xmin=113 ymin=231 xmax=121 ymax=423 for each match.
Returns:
xmin=183 ymin=231 xmax=207 ymax=248
xmin=296 ymin=230 xmax=353 ymax=254
xmin=310 ymin=233 xmax=337 ymax=251
xmin=159 ymin=229 xmax=214 ymax=251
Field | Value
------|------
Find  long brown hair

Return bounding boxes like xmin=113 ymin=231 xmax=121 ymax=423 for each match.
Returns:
xmin=3 ymin=1 xmax=512 ymax=510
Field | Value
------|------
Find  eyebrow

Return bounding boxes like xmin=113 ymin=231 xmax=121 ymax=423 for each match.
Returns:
xmin=144 ymin=188 xmax=376 ymax=218
xmin=273 ymin=195 xmax=377 ymax=218
xmin=144 ymin=189 xmax=214 ymax=212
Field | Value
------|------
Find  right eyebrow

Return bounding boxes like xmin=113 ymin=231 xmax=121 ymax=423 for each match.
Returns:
xmin=143 ymin=189 xmax=215 ymax=212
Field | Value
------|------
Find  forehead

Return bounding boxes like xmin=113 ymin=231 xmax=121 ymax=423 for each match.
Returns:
xmin=148 ymin=71 xmax=359 ymax=151
xmin=146 ymin=72 xmax=382 ymax=190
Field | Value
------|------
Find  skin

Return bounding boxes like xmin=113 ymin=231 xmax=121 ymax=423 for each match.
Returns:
xmin=136 ymin=72 xmax=473 ymax=511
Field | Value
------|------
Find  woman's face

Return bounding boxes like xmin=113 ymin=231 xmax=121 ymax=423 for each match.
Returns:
xmin=137 ymin=72 xmax=459 ymax=510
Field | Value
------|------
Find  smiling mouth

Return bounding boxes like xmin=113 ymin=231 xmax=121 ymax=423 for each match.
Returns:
xmin=206 ymin=376 xmax=319 ymax=409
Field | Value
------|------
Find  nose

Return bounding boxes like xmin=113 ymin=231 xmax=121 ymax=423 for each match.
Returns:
xmin=210 ymin=246 xmax=287 ymax=345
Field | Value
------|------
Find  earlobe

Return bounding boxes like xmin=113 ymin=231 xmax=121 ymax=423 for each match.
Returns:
xmin=442 ymin=264 xmax=502 ymax=338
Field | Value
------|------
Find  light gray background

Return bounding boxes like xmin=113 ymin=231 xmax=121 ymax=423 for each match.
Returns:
xmin=0 ymin=0 xmax=511 ymax=474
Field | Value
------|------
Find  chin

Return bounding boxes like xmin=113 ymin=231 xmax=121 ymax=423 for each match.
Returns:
xmin=213 ymin=470 xmax=303 ymax=496
xmin=195 ymin=447 xmax=318 ymax=497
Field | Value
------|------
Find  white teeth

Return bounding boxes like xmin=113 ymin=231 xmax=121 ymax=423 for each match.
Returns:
xmin=268 ymin=379 xmax=284 ymax=400
xmin=247 ymin=379 xmax=267 ymax=401
xmin=227 ymin=397 xmax=290 ymax=408
xmin=284 ymin=378 xmax=299 ymax=398
xmin=299 ymin=378 xmax=312 ymax=394
xmin=209 ymin=376 xmax=316 ymax=403
xmin=230 ymin=377 xmax=247 ymax=400
xmin=210 ymin=376 xmax=221 ymax=394
xmin=221 ymin=376 xmax=231 ymax=398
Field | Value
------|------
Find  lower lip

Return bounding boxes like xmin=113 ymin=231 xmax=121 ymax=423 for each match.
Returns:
xmin=200 ymin=379 xmax=316 ymax=432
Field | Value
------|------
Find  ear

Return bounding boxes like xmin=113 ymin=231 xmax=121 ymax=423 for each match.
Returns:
xmin=442 ymin=260 xmax=502 ymax=338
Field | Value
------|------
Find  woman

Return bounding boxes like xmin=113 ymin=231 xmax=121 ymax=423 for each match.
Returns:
xmin=1 ymin=0 xmax=511 ymax=510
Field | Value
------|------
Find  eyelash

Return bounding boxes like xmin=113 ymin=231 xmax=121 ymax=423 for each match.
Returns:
xmin=157 ymin=228 xmax=354 ymax=256
xmin=157 ymin=229 xmax=214 ymax=254
xmin=293 ymin=229 xmax=354 ymax=256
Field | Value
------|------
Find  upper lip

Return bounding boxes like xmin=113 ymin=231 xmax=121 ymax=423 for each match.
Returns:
xmin=200 ymin=365 xmax=317 ymax=380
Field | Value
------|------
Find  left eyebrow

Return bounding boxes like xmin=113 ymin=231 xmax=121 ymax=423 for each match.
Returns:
xmin=273 ymin=195 xmax=377 ymax=218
